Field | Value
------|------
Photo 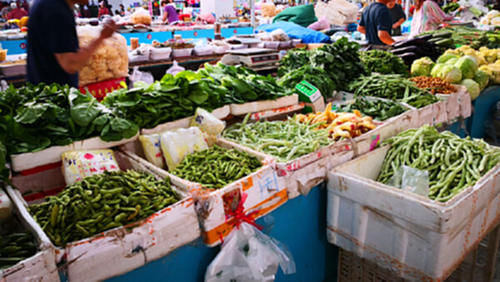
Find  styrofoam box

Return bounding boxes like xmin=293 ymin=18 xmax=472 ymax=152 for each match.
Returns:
xmin=263 ymin=41 xmax=280 ymax=49
xmin=172 ymin=48 xmax=193 ymax=58
xmin=326 ymin=146 xmax=500 ymax=281
xmin=230 ymin=94 xmax=299 ymax=116
xmin=1 ymin=187 xmax=59 ymax=282
xmin=141 ymin=105 xmax=230 ymax=135
xmin=9 ymin=151 xmax=200 ymax=282
xmin=150 ymin=47 xmax=172 ymax=61
xmin=436 ymin=92 xmax=459 ymax=122
xmin=123 ymin=139 xmax=287 ymax=246
xmin=457 ymin=87 xmax=472 ymax=118
xmin=10 ymin=134 xmax=139 ymax=172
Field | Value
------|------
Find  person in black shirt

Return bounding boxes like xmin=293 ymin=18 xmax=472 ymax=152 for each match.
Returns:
xmin=357 ymin=0 xmax=395 ymax=45
xmin=27 ymin=0 xmax=116 ymax=87
xmin=387 ymin=0 xmax=406 ymax=36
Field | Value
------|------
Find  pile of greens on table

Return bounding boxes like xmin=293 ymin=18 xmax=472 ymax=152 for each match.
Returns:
xmin=359 ymin=50 xmax=409 ymax=76
xmin=0 ymin=83 xmax=138 ymax=155
xmin=278 ymin=38 xmax=367 ymax=98
xmin=336 ymin=98 xmax=407 ymax=121
xmin=378 ymin=126 xmax=500 ymax=202
xmin=198 ymin=63 xmax=288 ymax=104
xmin=348 ymin=74 xmax=439 ymax=108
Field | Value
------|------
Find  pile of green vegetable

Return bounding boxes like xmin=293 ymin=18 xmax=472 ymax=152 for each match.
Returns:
xmin=348 ymin=74 xmax=439 ymax=108
xmin=377 ymin=126 xmax=500 ymax=202
xmin=278 ymin=38 xmax=367 ymax=96
xmin=421 ymin=27 xmax=500 ymax=50
xmin=29 ymin=170 xmax=180 ymax=246
xmin=172 ymin=145 xmax=261 ymax=189
xmin=103 ymin=71 xmax=226 ymax=129
xmin=277 ymin=65 xmax=335 ymax=100
xmin=337 ymin=98 xmax=407 ymax=121
xmin=198 ymin=63 xmax=288 ymax=104
xmin=359 ymin=50 xmax=408 ymax=76
xmin=223 ymin=115 xmax=332 ymax=162
xmin=442 ymin=2 xmax=460 ymax=13
xmin=0 ymin=232 xmax=37 ymax=269
xmin=0 ymin=84 xmax=138 ymax=155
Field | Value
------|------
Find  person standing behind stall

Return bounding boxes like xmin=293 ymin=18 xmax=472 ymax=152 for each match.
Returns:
xmin=409 ymin=0 xmax=454 ymax=37
xmin=161 ymin=0 xmax=178 ymax=24
xmin=7 ymin=3 xmax=27 ymax=19
xmin=357 ymin=0 xmax=395 ymax=45
xmin=27 ymin=0 xmax=117 ymax=87
xmin=387 ymin=0 xmax=406 ymax=36
xmin=97 ymin=1 xmax=109 ymax=17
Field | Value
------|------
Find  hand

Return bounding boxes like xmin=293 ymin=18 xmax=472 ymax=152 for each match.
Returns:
xmin=99 ymin=19 xmax=117 ymax=39
xmin=392 ymin=23 xmax=398 ymax=29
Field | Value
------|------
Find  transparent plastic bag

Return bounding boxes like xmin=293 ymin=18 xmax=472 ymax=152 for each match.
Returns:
xmin=191 ymin=108 xmax=225 ymax=137
xmin=129 ymin=66 xmax=154 ymax=86
xmin=205 ymin=222 xmax=296 ymax=282
xmin=166 ymin=60 xmax=185 ymax=76
xmin=130 ymin=8 xmax=152 ymax=25
xmin=139 ymin=134 xmax=165 ymax=168
xmin=160 ymin=127 xmax=208 ymax=171
xmin=389 ymin=165 xmax=429 ymax=197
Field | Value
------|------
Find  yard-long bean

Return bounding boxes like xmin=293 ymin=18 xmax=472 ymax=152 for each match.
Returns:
xmin=377 ymin=126 xmax=500 ymax=202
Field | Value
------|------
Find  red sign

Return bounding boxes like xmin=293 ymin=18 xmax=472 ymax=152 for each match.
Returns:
xmin=147 ymin=34 xmax=152 ymax=40
xmin=20 ymin=42 xmax=26 ymax=49
xmin=194 ymin=31 xmax=198 ymax=37
xmin=233 ymin=29 xmax=238 ymax=34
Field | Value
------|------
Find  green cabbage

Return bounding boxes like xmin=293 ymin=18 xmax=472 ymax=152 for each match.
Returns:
xmin=474 ymin=70 xmax=490 ymax=90
xmin=454 ymin=56 xmax=478 ymax=79
xmin=461 ymin=79 xmax=481 ymax=100
xmin=411 ymin=57 xmax=435 ymax=77
xmin=445 ymin=58 xmax=458 ymax=65
xmin=437 ymin=65 xmax=463 ymax=83
xmin=431 ymin=63 xmax=444 ymax=77
xmin=437 ymin=54 xmax=459 ymax=64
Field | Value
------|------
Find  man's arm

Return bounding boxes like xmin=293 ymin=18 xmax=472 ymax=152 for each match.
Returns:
xmin=55 ymin=20 xmax=116 ymax=74
xmin=163 ymin=10 xmax=168 ymax=23
xmin=357 ymin=25 xmax=366 ymax=34
xmin=378 ymin=30 xmax=395 ymax=45
xmin=392 ymin=18 xmax=405 ymax=29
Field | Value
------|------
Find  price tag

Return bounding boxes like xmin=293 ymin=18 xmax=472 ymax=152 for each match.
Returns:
xmin=295 ymin=81 xmax=321 ymax=103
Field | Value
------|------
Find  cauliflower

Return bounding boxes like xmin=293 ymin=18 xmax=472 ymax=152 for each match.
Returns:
xmin=77 ymin=27 xmax=128 ymax=86
xmin=492 ymin=17 xmax=500 ymax=26
xmin=479 ymin=64 xmax=500 ymax=84
xmin=479 ymin=47 xmax=498 ymax=64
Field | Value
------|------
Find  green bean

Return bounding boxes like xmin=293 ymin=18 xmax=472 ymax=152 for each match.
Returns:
xmin=0 ymin=231 xmax=37 ymax=269
xmin=172 ymin=145 xmax=261 ymax=190
xmin=29 ymin=170 xmax=181 ymax=247
xmin=377 ymin=125 xmax=500 ymax=202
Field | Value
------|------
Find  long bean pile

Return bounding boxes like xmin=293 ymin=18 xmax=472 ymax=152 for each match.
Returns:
xmin=0 ymin=232 xmax=37 ymax=269
xmin=29 ymin=170 xmax=180 ymax=246
xmin=223 ymin=116 xmax=331 ymax=162
xmin=377 ymin=126 xmax=500 ymax=202
xmin=172 ymin=145 xmax=261 ymax=189
xmin=349 ymin=74 xmax=439 ymax=108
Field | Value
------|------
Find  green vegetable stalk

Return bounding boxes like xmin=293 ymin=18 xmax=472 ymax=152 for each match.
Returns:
xmin=377 ymin=126 xmax=500 ymax=202
xmin=223 ymin=116 xmax=332 ymax=162
xmin=29 ymin=170 xmax=180 ymax=246
xmin=172 ymin=145 xmax=262 ymax=189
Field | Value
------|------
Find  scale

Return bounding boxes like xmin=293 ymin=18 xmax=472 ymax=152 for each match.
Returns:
xmin=226 ymin=48 xmax=280 ymax=67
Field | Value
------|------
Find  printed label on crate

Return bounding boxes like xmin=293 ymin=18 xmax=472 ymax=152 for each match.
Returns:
xmin=62 ymin=150 xmax=120 ymax=185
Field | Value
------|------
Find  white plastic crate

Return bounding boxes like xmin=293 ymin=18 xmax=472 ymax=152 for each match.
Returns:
xmin=326 ymin=146 xmax=500 ymax=281
xmin=8 ymin=151 xmax=199 ymax=282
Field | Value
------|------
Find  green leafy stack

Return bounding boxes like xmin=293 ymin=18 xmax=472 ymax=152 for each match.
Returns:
xmin=359 ymin=50 xmax=409 ymax=76
xmin=277 ymin=38 xmax=367 ymax=97
xmin=198 ymin=63 xmax=288 ymax=104
xmin=0 ymin=84 xmax=138 ymax=155
xmin=338 ymin=98 xmax=407 ymax=121
xmin=29 ymin=170 xmax=180 ymax=246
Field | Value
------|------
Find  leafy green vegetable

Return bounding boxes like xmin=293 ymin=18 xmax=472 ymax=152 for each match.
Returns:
xmin=359 ymin=50 xmax=409 ymax=76
xmin=338 ymin=98 xmax=407 ymax=121
xmin=277 ymin=65 xmax=336 ymax=99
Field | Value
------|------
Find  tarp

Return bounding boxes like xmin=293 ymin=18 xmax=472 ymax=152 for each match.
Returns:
xmin=272 ymin=4 xmax=317 ymax=27
xmin=256 ymin=22 xmax=331 ymax=44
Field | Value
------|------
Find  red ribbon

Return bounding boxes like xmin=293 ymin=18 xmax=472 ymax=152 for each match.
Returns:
xmin=225 ymin=192 xmax=263 ymax=231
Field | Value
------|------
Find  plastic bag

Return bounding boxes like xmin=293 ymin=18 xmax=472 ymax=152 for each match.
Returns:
xmin=307 ymin=17 xmax=330 ymax=31
xmin=166 ymin=60 xmax=185 ymax=76
xmin=389 ymin=165 xmax=429 ymax=197
xmin=129 ymin=66 xmax=154 ymax=86
xmin=314 ymin=0 xmax=358 ymax=26
xmin=139 ymin=134 xmax=165 ymax=168
xmin=205 ymin=222 xmax=296 ymax=282
xmin=160 ymin=127 xmax=208 ymax=171
xmin=270 ymin=29 xmax=290 ymax=41
xmin=77 ymin=26 xmax=129 ymax=86
xmin=191 ymin=108 xmax=225 ymax=137
xmin=62 ymin=150 xmax=120 ymax=185
xmin=130 ymin=8 xmax=152 ymax=25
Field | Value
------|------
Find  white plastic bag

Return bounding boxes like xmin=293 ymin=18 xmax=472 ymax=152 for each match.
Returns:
xmin=191 ymin=108 xmax=225 ymax=137
xmin=129 ymin=66 xmax=154 ymax=86
xmin=160 ymin=127 xmax=208 ymax=171
xmin=130 ymin=7 xmax=152 ymax=25
xmin=166 ymin=60 xmax=185 ymax=76
xmin=139 ymin=134 xmax=165 ymax=168
xmin=205 ymin=222 xmax=296 ymax=282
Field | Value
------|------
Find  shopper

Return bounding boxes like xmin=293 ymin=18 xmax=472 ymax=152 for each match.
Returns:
xmin=387 ymin=0 xmax=406 ymax=36
xmin=357 ymin=0 xmax=395 ymax=45
xmin=161 ymin=0 xmax=179 ymax=24
xmin=27 ymin=0 xmax=117 ymax=87
xmin=409 ymin=0 xmax=454 ymax=37
xmin=97 ymin=1 xmax=109 ymax=17
xmin=7 ymin=2 xmax=27 ymax=19
xmin=118 ymin=3 xmax=124 ymax=16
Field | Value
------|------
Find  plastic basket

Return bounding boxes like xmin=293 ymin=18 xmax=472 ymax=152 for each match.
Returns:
xmin=79 ymin=77 xmax=126 ymax=101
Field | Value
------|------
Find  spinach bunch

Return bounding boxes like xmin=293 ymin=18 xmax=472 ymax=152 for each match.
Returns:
xmin=0 ymin=83 xmax=138 ymax=154
xmin=278 ymin=38 xmax=367 ymax=92
xmin=338 ymin=98 xmax=407 ymax=121
xmin=359 ymin=50 xmax=409 ymax=76
xmin=277 ymin=65 xmax=336 ymax=99
xmin=198 ymin=63 xmax=288 ymax=104
xmin=103 ymin=71 xmax=226 ymax=129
